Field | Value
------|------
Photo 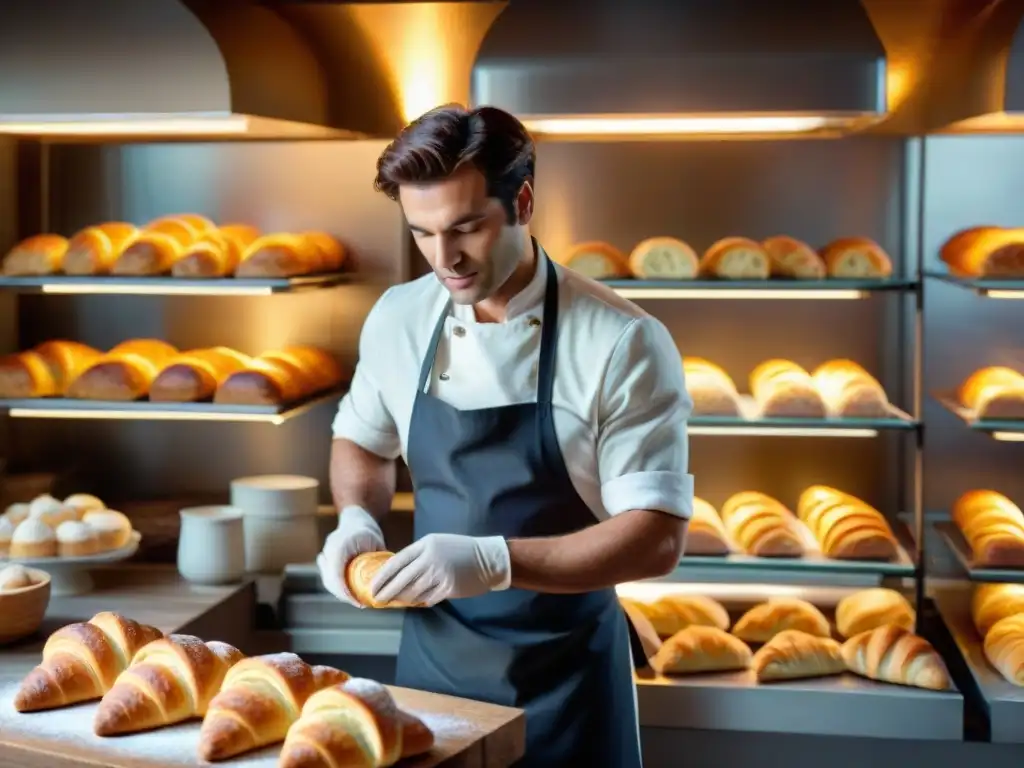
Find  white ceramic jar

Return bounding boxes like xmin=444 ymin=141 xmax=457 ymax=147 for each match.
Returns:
xmin=230 ymin=475 xmax=320 ymax=573
xmin=177 ymin=506 xmax=246 ymax=585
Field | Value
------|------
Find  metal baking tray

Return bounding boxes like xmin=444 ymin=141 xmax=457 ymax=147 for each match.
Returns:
xmin=0 ymin=273 xmax=351 ymax=295
xmin=690 ymin=397 xmax=917 ymax=433
xmin=935 ymin=521 xmax=1024 ymax=583
xmin=925 ymin=271 xmax=1024 ymax=297
xmin=601 ymin=277 xmax=917 ymax=296
xmin=932 ymin=392 xmax=1024 ymax=436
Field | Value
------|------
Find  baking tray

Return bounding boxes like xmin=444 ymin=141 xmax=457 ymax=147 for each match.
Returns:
xmin=601 ymin=277 xmax=917 ymax=297
xmin=0 ymin=273 xmax=351 ymax=295
xmin=925 ymin=271 xmax=1024 ymax=297
xmin=932 ymin=392 xmax=1024 ymax=436
xmin=935 ymin=521 xmax=1024 ymax=583
xmin=690 ymin=397 xmax=917 ymax=433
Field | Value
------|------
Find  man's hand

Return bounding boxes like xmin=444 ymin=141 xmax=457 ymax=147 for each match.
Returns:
xmin=317 ymin=505 xmax=386 ymax=608
xmin=370 ymin=534 xmax=511 ymax=606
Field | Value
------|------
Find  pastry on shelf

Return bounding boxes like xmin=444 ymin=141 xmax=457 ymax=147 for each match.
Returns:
xmin=214 ymin=345 xmax=346 ymax=406
xmin=841 ymin=624 xmax=951 ymax=690
xmin=951 ymin=489 xmax=1024 ymax=567
xmin=762 ymin=235 xmax=826 ymax=280
xmin=749 ymin=359 xmax=827 ymax=418
xmin=751 ymin=629 xmax=845 ymax=681
xmin=651 ymin=625 xmax=752 ymax=675
xmin=149 ymin=347 xmax=253 ymax=402
xmin=552 ymin=240 xmax=630 ymax=280
xmin=796 ymin=485 xmax=898 ymax=560
xmin=1 ymin=234 xmax=69 ymax=276
xmin=972 ymin=583 xmax=1024 ymax=636
xmin=0 ymin=340 xmax=103 ymax=398
xmin=812 ymin=359 xmax=891 ymax=418
xmin=112 ymin=214 xmax=215 ymax=276
xmin=620 ymin=594 xmax=730 ymax=638
xmin=836 ymin=588 xmax=915 ymax=639
xmin=956 ymin=366 xmax=1024 ymax=420
xmin=731 ymin=598 xmax=831 ymax=643
xmin=683 ymin=357 xmax=743 ymax=417
xmin=62 ymin=222 xmax=138 ymax=275
xmin=699 ymin=237 xmax=770 ymax=280
xmin=983 ymin=614 xmax=1024 ymax=686
xmin=9 ymin=519 xmax=56 ymax=558
xmin=235 ymin=231 xmax=346 ymax=278
xmin=172 ymin=224 xmax=262 ymax=278
xmin=684 ymin=498 xmax=731 ymax=556
xmin=819 ymin=237 xmax=893 ymax=278
xmin=719 ymin=491 xmax=805 ymax=557
xmin=14 ymin=612 xmax=163 ymax=712
xmin=627 ymin=237 xmax=699 ymax=280
xmin=940 ymin=226 xmax=1024 ymax=278
xmin=66 ymin=339 xmax=179 ymax=401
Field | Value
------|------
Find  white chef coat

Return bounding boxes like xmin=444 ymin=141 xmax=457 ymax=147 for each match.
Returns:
xmin=332 ymin=244 xmax=694 ymax=522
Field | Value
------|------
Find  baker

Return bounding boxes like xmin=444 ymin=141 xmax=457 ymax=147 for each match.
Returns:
xmin=318 ymin=104 xmax=693 ymax=767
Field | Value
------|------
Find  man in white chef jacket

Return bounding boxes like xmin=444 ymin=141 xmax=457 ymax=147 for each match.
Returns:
xmin=318 ymin=104 xmax=693 ymax=767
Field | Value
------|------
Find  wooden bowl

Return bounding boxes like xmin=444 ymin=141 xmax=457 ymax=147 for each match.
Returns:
xmin=0 ymin=567 xmax=51 ymax=644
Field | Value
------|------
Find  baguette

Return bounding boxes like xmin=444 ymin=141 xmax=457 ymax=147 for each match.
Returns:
xmin=951 ymin=490 xmax=1024 ymax=567
xmin=983 ymin=614 xmax=1024 ymax=686
xmin=796 ymin=485 xmax=898 ymax=560
xmin=940 ymin=226 xmax=1024 ymax=278
xmin=66 ymin=339 xmax=179 ymax=401
xmin=719 ymin=491 xmax=805 ymax=557
xmin=172 ymin=224 xmax=261 ymax=278
xmin=0 ymin=340 xmax=102 ymax=398
xmin=624 ymin=594 xmax=730 ymax=638
xmin=235 ymin=232 xmax=345 ymax=278
xmin=684 ymin=498 xmax=731 ymax=556
xmin=63 ymin=222 xmax=138 ymax=275
xmin=840 ymin=624 xmax=951 ymax=690
xmin=812 ymin=359 xmax=891 ymax=418
xmin=836 ymin=588 xmax=915 ymax=639
xmin=749 ymin=359 xmax=827 ymax=418
xmin=762 ymin=236 xmax=826 ymax=280
xmin=149 ymin=347 xmax=252 ymax=402
xmin=732 ymin=598 xmax=830 ymax=643
xmin=683 ymin=357 xmax=742 ymax=417
xmin=751 ymin=629 xmax=845 ymax=681
xmin=972 ymin=583 xmax=1024 ymax=636
xmin=628 ymin=237 xmax=699 ymax=280
xmin=553 ymin=241 xmax=630 ymax=280
xmin=651 ymin=625 xmax=752 ymax=675
xmin=214 ymin=346 xmax=345 ymax=406
xmin=700 ymin=237 xmax=770 ymax=279
xmin=957 ymin=367 xmax=1024 ymax=420
xmin=2 ymin=234 xmax=68 ymax=275
xmin=820 ymin=237 xmax=893 ymax=278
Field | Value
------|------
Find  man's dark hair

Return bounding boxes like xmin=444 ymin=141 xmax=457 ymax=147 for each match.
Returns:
xmin=374 ymin=104 xmax=536 ymax=223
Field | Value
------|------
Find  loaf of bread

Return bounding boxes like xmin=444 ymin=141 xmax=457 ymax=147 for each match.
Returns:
xmin=172 ymin=224 xmax=262 ymax=278
xmin=812 ymin=359 xmax=891 ymax=418
xmin=235 ymin=231 xmax=345 ymax=278
xmin=762 ymin=236 xmax=826 ymax=280
xmin=149 ymin=347 xmax=253 ymax=402
xmin=841 ymin=624 xmax=950 ymax=690
xmin=972 ymin=583 xmax=1024 ymax=636
xmin=749 ymin=359 xmax=827 ymax=418
xmin=940 ymin=226 xmax=1024 ymax=278
xmin=683 ymin=357 xmax=743 ymax=417
xmin=14 ymin=612 xmax=163 ymax=712
xmin=112 ymin=214 xmax=215 ymax=276
xmin=94 ymin=634 xmax=245 ymax=735
xmin=796 ymin=485 xmax=898 ymax=560
xmin=732 ymin=598 xmax=831 ymax=643
xmin=214 ymin=345 xmax=345 ymax=406
xmin=720 ymin=491 xmax=805 ymax=557
xmin=651 ymin=625 xmax=752 ymax=675
xmin=628 ymin=237 xmax=699 ymax=280
xmin=957 ymin=366 xmax=1024 ymax=419
xmin=554 ymin=241 xmax=630 ymax=280
xmin=1 ymin=234 xmax=69 ymax=275
xmin=983 ymin=614 xmax=1024 ymax=686
xmin=751 ymin=629 xmax=845 ymax=681
xmin=63 ymin=222 xmax=138 ymax=275
xmin=700 ymin=237 xmax=770 ymax=280
xmin=0 ymin=340 xmax=102 ymax=398
xmin=66 ymin=339 xmax=179 ymax=400
xmin=836 ymin=588 xmax=915 ymax=639
xmin=951 ymin=490 xmax=1024 ymax=567
xmin=198 ymin=653 xmax=349 ymax=761
xmin=684 ymin=498 xmax=731 ymax=556
xmin=820 ymin=237 xmax=893 ymax=278
xmin=621 ymin=594 xmax=730 ymax=638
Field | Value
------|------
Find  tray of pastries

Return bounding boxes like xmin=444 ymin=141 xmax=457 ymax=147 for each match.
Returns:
xmin=938 ymin=226 xmax=1024 ymax=279
xmin=935 ymin=365 xmax=1024 ymax=424
xmin=935 ymin=489 xmax=1024 ymax=577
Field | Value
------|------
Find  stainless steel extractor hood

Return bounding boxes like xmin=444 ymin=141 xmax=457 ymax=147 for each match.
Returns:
xmin=0 ymin=0 xmax=374 ymax=140
xmin=471 ymin=0 xmax=888 ymax=139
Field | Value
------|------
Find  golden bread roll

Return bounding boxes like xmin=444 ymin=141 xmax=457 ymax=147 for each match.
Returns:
xmin=214 ymin=346 xmax=345 ymax=406
xmin=796 ymin=485 xmax=898 ymax=560
xmin=751 ymin=629 xmax=845 ymax=682
xmin=732 ymin=598 xmax=831 ymax=643
xmin=344 ymin=552 xmax=424 ymax=609
xmin=983 ymin=614 xmax=1024 ymax=686
xmin=113 ymin=231 xmax=185 ymax=275
xmin=951 ymin=490 xmax=1024 ymax=567
xmin=700 ymin=237 xmax=770 ymax=279
xmin=628 ymin=237 xmax=699 ymax=280
xmin=762 ymin=236 xmax=826 ymax=280
xmin=149 ymin=347 xmax=253 ymax=402
xmin=145 ymin=214 xmax=216 ymax=244
xmin=82 ymin=509 xmax=133 ymax=551
xmin=651 ymin=625 xmax=752 ymax=675
xmin=972 ymin=583 xmax=1024 ymax=636
xmin=63 ymin=222 xmax=138 ymax=275
xmin=719 ymin=491 xmax=805 ymax=558
xmin=303 ymin=231 xmax=346 ymax=272
xmin=836 ymin=588 xmax=915 ymax=639
xmin=66 ymin=339 xmax=179 ymax=401
xmin=1 ymin=234 xmax=69 ymax=275
xmin=0 ymin=340 xmax=102 ymax=398
xmin=820 ymin=237 xmax=893 ymax=278
xmin=957 ymin=366 xmax=1024 ymax=420
xmin=235 ymin=232 xmax=344 ymax=278
xmin=940 ymin=226 xmax=1024 ymax=278
xmin=683 ymin=357 xmax=742 ymax=417
xmin=684 ymin=498 xmax=731 ymax=556
xmin=841 ymin=624 xmax=950 ymax=690
xmin=627 ymin=594 xmax=730 ymax=638
xmin=749 ymin=359 xmax=827 ymax=418
xmin=553 ymin=241 xmax=630 ymax=280
xmin=172 ymin=224 xmax=261 ymax=278
xmin=811 ymin=359 xmax=890 ymax=418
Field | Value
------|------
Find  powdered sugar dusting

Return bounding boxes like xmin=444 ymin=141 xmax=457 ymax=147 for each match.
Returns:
xmin=342 ymin=677 xmax=399 ymax=719
xmin=410 ymin=709 xmax=479 ymax=741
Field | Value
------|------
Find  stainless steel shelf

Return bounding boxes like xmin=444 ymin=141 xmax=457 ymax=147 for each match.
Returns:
xmin=602 ymin=278 xmax=917 ymax=301
xmin=925 ymin=272 xmax=1024 ymax=299
xmin=932 ymin=587 xmax=1024 ymax=743
xmin=935 ymin=521 xmax=1024 ymax=583
xmin=933 ymin=393 xmax=1024 ymax=440
xmin=690 ymin=399 xmax=918 ymax=437
xmin=0 ymin=273 xmax=352 ymax=296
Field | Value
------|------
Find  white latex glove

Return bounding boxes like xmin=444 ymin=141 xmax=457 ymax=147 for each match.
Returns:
xmin=317 ymin=505 xmax=386 ymax=608
xmin=370 ymin=533 xmax=511 ymax=607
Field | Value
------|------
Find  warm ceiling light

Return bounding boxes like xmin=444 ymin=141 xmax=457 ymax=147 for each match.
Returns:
xmin=523 ymin=114 xmax=838 ymax=137
xmin=0 ymin=113 xmax=249 ymax=136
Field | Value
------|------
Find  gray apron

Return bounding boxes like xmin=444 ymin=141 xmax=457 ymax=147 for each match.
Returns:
xmin=395 ymin=255 xmax=643 ymax=767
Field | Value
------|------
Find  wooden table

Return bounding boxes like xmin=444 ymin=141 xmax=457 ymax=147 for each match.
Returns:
xmin=0 ymin=566 xmax=525 ymax=767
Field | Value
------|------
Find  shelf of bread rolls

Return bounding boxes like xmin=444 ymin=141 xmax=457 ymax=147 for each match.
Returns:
xmin=0 ymin=493 xmax=140 ymax=595
xmin=686 ymin=357 xmax=917 ymax=436
xmin=934 ymin=490 xmax=1024 ymax=583
xmin=616 ymin=582 xmax=962 ymax=739
xmin=927 ymin=225 xmax=1024 ymax=299
xmin=934 ymin=365 xmax=1024 ymax=440
xmin=932 ymin=583 xmax=1024 ymax=742
xmin=554 ymin=235 xmax=913 ymax=300
xmin=0 ymin=216 xmax=352 ymax=295
xmin=0 ymin=339 xmax=347 ymax=424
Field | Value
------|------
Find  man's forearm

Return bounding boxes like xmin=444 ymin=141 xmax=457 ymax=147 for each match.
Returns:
xmin=329 ymin=438 xmax=397 ymax=522
xmin=506 ymin=509 xmax=687 ymax=593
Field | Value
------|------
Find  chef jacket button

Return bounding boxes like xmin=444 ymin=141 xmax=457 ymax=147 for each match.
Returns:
xmin=439 ymin=372 xmax=450 ymax=381
xmin=528 ymin=317 xmax=542 ymax=328
xmin=453 ymin=326 xmax=466 ymax=337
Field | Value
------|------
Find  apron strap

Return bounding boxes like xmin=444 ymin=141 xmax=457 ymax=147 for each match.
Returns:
xmin=536 ymin=256 xmax=560 ymax=406
xmin=418 ymin=297 xmax=452 ymax=394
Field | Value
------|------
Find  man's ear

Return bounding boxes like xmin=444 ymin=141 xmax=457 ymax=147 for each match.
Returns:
xmin=515 ymin=180 xmax=534 ymax=225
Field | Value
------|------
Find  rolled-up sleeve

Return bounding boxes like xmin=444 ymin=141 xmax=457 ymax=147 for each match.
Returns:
xmin=331 ymin=290 xmax=402 ymax=460
xmin=597 ymin=316 xmax=694 ymax=519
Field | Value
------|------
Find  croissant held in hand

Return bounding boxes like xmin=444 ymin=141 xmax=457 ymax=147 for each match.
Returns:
xmin=14 ymin=612 xmax=163 ymax=712
xmin=94 ymin=634 xmax=245 ymax=736
xmin=198 ymin=653 xmax=349 ymax=761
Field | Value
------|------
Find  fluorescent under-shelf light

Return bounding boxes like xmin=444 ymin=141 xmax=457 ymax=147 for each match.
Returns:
xmin=612 ymin=288 xmax=864 ymax=300
xmin=0 ymin=113 xmax=248 ymax=136
xmin=689 ymin=426 xmax=878 ymax=438
xmin=40 ymin=283 xmax=273 ymax=297
xmin=9 ymin=408 xmax=286 ymax=425
xmin=991 ymin=431 xmax=1024 ymax=442
xmin=983 ymin=290 xmax=1024 ymax=300
xmin=523 ymin=114 xmax=836 ymax=137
